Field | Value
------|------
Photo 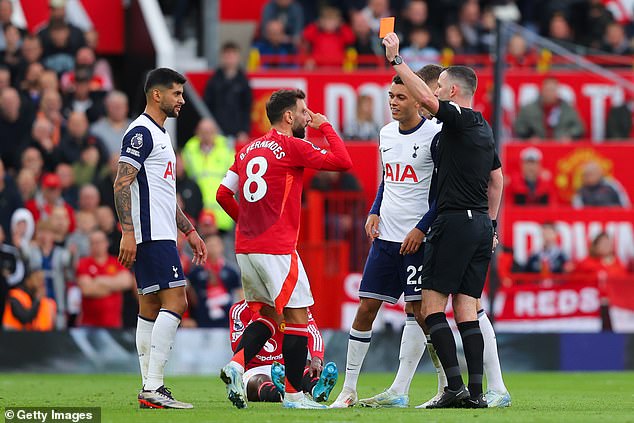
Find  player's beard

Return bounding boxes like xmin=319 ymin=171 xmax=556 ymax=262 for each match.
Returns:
xmin=161 ymin=103 xmax=179 ymax=118
xmin=292 ymin=122 xmax=306 ymax=138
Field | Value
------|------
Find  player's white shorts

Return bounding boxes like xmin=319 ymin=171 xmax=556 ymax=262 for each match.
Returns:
xmin=243 ymin=365 xmax=271 ymax=386
xmin=236 ymin=251 xmax=314 ymax=313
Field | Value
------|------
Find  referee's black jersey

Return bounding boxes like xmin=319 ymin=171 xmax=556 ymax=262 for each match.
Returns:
xmin=433 ymin=100 xmax=501 ymax=213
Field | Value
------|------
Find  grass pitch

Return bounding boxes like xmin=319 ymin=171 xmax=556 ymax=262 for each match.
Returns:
xmin=1 ymin=372 xmax=633 ymax=422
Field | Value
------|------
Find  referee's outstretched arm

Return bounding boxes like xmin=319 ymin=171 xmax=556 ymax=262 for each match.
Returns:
xmin=383 ymin=32 xmax=439 ymax=114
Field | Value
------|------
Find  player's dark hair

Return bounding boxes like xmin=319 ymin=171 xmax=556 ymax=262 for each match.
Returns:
xmin=416 ymin=64 xmax=443 ymax=85
xmin=443 ymin=65 xmax=478 ymax=97
xmin=144 ymin=68 xmax=187 ymax=95
xmin=266 ymin=89 xmax=306 ymax=124
xmin=392 ymin=75 xmax=404 ymax=84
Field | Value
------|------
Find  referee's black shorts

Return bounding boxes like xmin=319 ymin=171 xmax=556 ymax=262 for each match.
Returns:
xmin=421 ymin=210 xmax=493 ymax=298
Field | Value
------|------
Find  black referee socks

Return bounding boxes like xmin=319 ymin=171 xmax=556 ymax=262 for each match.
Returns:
xmin=458 ymin=320 xmax=484 ymax=398
xmin=425 ymin=312 xmax=463 ymax=391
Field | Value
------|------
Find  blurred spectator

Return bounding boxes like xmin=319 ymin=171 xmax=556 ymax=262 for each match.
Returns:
xmin=65 ymin=210 xmax=96 ymax=258
xmin=514 ymin=77 xmax=585 ymax=140
xmin=60 ymin=46 xmax=113 ymax=93
xmin=400 ymin=26 xmax=439 ymax=71
xmin=2 ymin=266 xmax=56 ymax=331
xmin=186 ymin=234 xmax=241 ymax=328
xmin=25 ymin=172 xmax=76 ymax=233
xmin=95 ymin=206 xmax=120 ymax=257
xmin=344 ymin=94 xmax=381 ymax=140
xmin=506 ymin=33 xmax=536 ymax=68
xmin=62 ymin=66 xmax=106 ymax=123
xmin=40 ymin=18 xmax=82 ymax=76
xmin=302 ymin=6 xmax=355 ymax=68
xmin=506 ymin=147 xmax=556 ymax=205
xmin=78 ymin=184 xmax=100 ymax=215
xmin=9 ymin=208 xmax=34 ymax=251
xmin=55 ymin=162 xmax=78 ymax=209
xmin=0 ymin=159 xmax=22 ymax=238
xmin=14 ymin=35 xmax=43 ymax=86
xmin=311 ymin=170 xmax=362 ymax=192
xmin=443 ymin=24 xmax=473 ymax=54
xmin=253 ymin=19 xmax=297 ymax=68
xmin=350 ymin=10 xmax=383 ymax=66
xmin=573 ymin=232 xmax=628 ymax=278
xmin=0 ymin=225 xmax=25 ymax=325
xmin=457 ymin=0 xmax=482 ymax=52
xmin=547 ymin=12 xmax=578 ymax=52
xmin=579 ymin=0 xmax=614 ymax=49
xmin=361 ymin=0 xmax=391 ymax=35
xmin=90 ymin=91 xmax=131 ymax=157
xmin=478 ymin=7 xmax=497 ymax=53
xmin=260 ymin=0 xmax=304 ymax=47
xmin=23 ymin=218 xmax=73 ymax=329
xmin=203 ymin=42 xmax=252 ymax=141
xmin=49 ymin=205 xmax=72 ymax=245
xmin=175 ymin=153 xmax=203 ymax=223
xmin=399 ymin=0 xmax=432 ymax=48
xmin=572 ymin=161 xmax=630 ymax=208
xmin=0 ymin=87 xmax=31 ymax=171
xmin=39 ymin=69 xmax=59 ymax=92
xmin=182 ymin=118 xmax=234 ymax=234
xmin=29 ymin=118 xmax=58 ymax=172
xmin=605 ymin=95 xmax=633 ymax=140
xmin=1 ymin=23 xmax=22 ymax=70
xmin=20 ymin=147 xmax=44 ymax=181
xmin=20 ymin=61 xmax=44 ymax=111
xmin=0 ymin=64 xmax=9 ymax=89
xmin=57 ymin=111 xmax=107 ymax=168
xmin=15 ymin=169 xmax=37 ymax=204
xmin=524 ymin=222 xmax=570 ymax=274
xmin=196 ymin=210 xmax=218 ymax=240
xmin=37 ymin=89 xmax=64 ymax=147
xmin=76 ymin=230 xmax=133 ymax=328
xmin=601 ymin=22 xmax=632 ymax=55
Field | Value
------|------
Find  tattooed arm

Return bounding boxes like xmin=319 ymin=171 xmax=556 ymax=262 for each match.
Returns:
xmin=177 ymin=205 xmax=208 ymax=266
xmin=113 ymin=162 xmax=138 ymax=267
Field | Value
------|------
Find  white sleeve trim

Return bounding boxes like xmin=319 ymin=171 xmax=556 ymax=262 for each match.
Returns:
xmin=118 ymin=155 xmax=141 ymax=170
xmin=221 ymin=170 xmax=239 ymax=192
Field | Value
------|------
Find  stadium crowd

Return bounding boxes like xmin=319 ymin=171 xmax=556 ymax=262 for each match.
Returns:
xmin=1 ymin=0 xmax=633 ymax=331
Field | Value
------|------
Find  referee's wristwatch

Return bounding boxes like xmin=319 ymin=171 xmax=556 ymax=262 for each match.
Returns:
xmin=390 ymin=55 xmax=403 ymax=66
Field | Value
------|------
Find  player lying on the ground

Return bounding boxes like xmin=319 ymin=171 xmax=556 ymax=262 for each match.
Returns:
xmin=229 ymin=300 xmax=338 ymax=403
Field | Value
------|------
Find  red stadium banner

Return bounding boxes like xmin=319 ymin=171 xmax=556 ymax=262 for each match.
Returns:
xmin=187 ymin=69 xmax=634 ymax=142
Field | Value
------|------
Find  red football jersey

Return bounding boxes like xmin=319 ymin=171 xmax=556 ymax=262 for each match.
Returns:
xmin=229 ymin=129 xmax=330 ymax=254
xmin=76 ymin=256 xmax=127 ymax=328
xmin=229 ymin=300 xmax=324 ymax=370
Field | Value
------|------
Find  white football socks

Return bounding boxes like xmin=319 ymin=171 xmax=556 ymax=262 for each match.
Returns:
xmin=389 ymin=317 xmax=426 ymax=395
xmin=426 ymin=334 xmax=447 ymax=394
xmin=145 ymin=309 xmax=181 ymax=391
xmin=479 ymin=310 xmax=508 ymax=393
xmin=136 ymin=316 xmax=155 ymax=387
xmin=342 ymin=328 xmax=372 ymax=391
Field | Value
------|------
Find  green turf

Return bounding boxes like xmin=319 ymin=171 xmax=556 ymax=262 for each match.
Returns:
xmin=1 ymin=372 xmax=634 ymax=422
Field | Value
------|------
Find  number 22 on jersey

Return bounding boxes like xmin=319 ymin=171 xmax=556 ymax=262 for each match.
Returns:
xmin=243 ymin=156 xmax=268 ymax=202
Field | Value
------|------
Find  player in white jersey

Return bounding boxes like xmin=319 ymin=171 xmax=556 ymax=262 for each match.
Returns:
xmin=114 ymin=68 xmax=207 ymax=409
xmin=331 ymin=65 xmax=444 ymax=409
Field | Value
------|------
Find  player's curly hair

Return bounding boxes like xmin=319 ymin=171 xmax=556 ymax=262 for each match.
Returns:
xmin=266 ymin=89 xmax=306 ymax=124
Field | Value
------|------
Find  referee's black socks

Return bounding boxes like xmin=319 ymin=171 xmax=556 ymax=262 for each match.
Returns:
xmin=458 ymin=320 xmax=484 ymax=398
xmin=425 ymin=312 xmax=463 ymax=391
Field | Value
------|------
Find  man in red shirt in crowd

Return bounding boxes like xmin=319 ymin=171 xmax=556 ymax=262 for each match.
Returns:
xmin=229 ymin=300 xmax=337 ymax=403
xmin=216 ymin=88 xmax=352 ymax=409
xmin=25 ymin=173 xmax=76 ymax=232
xmin=505 ymin=147 xmax=556 ymax=206
xmin=76 ymin=230 xmax=134 ymax=328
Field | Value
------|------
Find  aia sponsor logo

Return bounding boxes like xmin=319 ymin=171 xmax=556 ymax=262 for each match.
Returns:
xmin=385 ymin=163 xmax=419 ymax=183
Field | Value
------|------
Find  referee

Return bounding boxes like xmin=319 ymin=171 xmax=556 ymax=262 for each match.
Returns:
xmin=383 ymin=33 xmax=503 ymax=408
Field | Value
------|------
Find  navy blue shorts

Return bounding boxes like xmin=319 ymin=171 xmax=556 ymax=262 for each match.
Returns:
xmin=134 ymin=240 xmax=186 ymax=295
xmin=358 ymin=238 xmax=425 ymax=304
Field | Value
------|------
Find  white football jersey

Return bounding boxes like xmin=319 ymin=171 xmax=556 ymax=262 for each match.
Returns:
xmin=119 ymin=113 xmax=177 ymax=244
xmin=378 ymin=118 xmax=442 ymax=242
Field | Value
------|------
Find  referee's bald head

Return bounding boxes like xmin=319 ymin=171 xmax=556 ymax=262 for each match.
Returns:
xmin=442 ymin=66 xmax=477 ymax=98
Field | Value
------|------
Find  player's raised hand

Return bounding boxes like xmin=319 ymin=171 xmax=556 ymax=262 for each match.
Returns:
xmin=400 ymin=227 xmax=425 ymax=255
xmin=365 ymin=214 xmax=380 ymax=240
xmin=188 ymin=230 xmax=208 ymax=266
xmin=382 ymin=32 xmax=400 ymax=62
xmin=307 ymin=109 xmax=329 ymax=129
xmin=118 ymin=232 xmax=137 ymax=268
